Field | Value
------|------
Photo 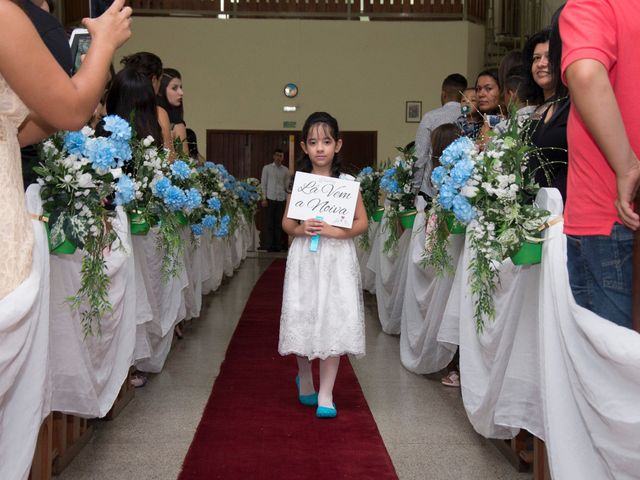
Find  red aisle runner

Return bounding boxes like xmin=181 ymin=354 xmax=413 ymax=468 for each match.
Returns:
xmin=179 ymin=259 xmax=398 ymax=479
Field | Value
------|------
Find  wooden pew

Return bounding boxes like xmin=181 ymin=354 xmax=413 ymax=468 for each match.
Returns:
xmin=28 ymin=415 xmax=53 ymax=480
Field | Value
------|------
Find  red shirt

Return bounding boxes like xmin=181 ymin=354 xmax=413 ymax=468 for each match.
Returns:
xmin=560 ymin=0 xmax=640 ymax=235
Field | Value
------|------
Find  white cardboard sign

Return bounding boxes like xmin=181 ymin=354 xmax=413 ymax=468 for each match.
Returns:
xmin=287 ymin=172 xmax=360 ymax=228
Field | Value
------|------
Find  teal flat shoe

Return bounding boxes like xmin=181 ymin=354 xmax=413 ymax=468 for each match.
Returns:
xmin=316 ymin=403 xmax=337 ymax=419
xmin=295 ymin=376 xmax=318 ymax=406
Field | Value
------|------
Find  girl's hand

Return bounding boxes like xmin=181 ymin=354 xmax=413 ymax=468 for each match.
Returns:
xmin=83 ymin=0 xmax=132 ymax=51
xmin=303 ymin=219 xmax=337 ymax=238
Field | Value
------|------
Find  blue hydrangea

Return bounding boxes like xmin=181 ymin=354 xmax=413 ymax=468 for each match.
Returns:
xmin=202 ymin=214 xmax=217 ymax=228
xmin=191 ymin=223 xmax=204 ymax=236
xmin=64 ymin=131 xmax=87 ymax=157
xmin=380 ymin=173 xmax=400 ymax=194
xmin=111 ymin=139 xmax=132 ymax=163
xmin=431 ymin=166 xmax=447 ymax=188
xmin=184 ymin=188 xmax=202 ymax=211
xmin=449 ymin=158 xmax=475 ymax=188
xmin=439 ymin=182 xmax=457 ymax=210
xmin=215 ymin=164 xmax=228 ymax=175
xmin=203 ymin=161 xmax=215 ymax=169
xmin=85 ymin=137 xmax=116 ymax=171
xmin=170 ymin=160 xmax=191 ymax=180
xmin=163 ymin=186 xmax=187 ymax=211
xmin=359 ymin=166 xmax=374 ymax=176
xmin=207 ymin=197 xmax=221 ymax=211
xmin=154 ymin=177 xmax=172 ymax=198
xmin=103 ymin=115 xmax=132 ymax=142
xmin=115 ymin=174 xmax=136 ymax=205
xmin=214 ymin=215 xmax=230 ymax=238
xmin=439 ymin=136 xmax=474 ymax=167
xmin=452 ymin=194 xmax=476 ymax=224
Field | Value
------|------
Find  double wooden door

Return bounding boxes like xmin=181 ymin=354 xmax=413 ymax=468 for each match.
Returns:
xmin=206 ymin=129 xmax=377 ymax=248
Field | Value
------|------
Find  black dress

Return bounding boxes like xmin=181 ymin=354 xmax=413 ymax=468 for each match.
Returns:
xmin=527 ymin=97 xmax=570 ymax=202
xmin=21 ymin=1 xmax=73 ymax=189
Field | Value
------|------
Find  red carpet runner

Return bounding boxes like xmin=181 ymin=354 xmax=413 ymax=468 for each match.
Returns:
xmin=179 ymin=259 xmax=398 ymax=479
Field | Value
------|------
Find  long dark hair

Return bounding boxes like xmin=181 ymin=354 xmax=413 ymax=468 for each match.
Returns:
xmin=431 ymin=123 xmax=463 ymax=169
xmin=549 ymin=4 xmax=568 ymax=100
xmin=521 ymin=28 xmax=551 ymax=105
xmin=157 ymin=68 xmax=184 ymax=126
xmin=120 ymin=51 xmax=163 ymax=83
xmin=296 ymin=111 xmax=342 ymax=179
xmin=104 ymin=67 xmax=162 ymax=146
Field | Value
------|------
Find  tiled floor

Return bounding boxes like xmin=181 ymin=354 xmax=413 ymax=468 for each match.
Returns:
xmin=58 ymin=256 xmax=531 ymax=479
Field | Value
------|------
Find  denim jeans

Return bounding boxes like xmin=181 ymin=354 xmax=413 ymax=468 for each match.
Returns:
xmin=566 ymin=224 xmax=634 ymax=329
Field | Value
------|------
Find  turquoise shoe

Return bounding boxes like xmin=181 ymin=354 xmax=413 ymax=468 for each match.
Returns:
xmin=316 ymin=403 xmax=337 ymax=419
xmin=295 ymin=376 xmax=318 ymax=406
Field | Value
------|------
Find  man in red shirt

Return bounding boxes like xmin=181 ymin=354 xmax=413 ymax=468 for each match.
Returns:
xmin=560 ymin=0 xmax=640 ymax=329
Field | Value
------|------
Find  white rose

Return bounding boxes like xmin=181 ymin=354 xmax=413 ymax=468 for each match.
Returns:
xmin=143 ymin=136 xmax=154 ymax=147
xmin=76 ymin=172 xmax=94 ymax=188
xmin=110 ymin=168 xmax=123 ymax=179
xmin=460 ymin=185 xmax=478 ymax=198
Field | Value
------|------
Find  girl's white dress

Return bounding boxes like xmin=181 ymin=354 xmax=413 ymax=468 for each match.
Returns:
xmin=278 ymin=197 xmax=366 ymax=360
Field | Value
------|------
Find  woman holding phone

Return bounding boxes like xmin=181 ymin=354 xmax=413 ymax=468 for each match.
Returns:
xmin=0 ymin=0 xmax=131 ymax=297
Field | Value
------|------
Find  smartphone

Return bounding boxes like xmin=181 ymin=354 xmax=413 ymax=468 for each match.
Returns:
xmin=90 ymin=0 xmax=115 ymax=17
xmin=69 ymin=28 xmax=91 ymax=74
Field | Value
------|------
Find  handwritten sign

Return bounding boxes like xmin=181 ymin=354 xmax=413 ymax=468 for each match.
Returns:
xmin=287 ymin=172 xmax=360 ymax=228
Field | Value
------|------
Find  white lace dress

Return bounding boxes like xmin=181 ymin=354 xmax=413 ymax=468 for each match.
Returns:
xmin=278 ymin=225 xmax=366 ymax=360
xmin=0 ymin=75 xmax=33 ymax=300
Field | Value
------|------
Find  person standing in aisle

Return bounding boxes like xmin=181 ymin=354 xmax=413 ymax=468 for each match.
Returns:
xmin=260 ymin=148 xmax=289 ymax=252
xmin=560 ymin=0 xmax=640 ymax=329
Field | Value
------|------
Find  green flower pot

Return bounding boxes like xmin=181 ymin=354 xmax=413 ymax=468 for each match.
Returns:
xmin=44 ymin=221 xmax=77 ymax=254
xmin=371 ymin=207 xmax=385 ymax=222
xmin=399 ymin=209 xmax=417 ymax=229
xmin=445 ymin=214 xmax=466 ymax=235
xmin=129 ymin=212 xmax=150 ymax=235
xmin=175 ymin=211 xmax=189 ymax=226
xmin=511 ymin=241 xmax=542 ymax=265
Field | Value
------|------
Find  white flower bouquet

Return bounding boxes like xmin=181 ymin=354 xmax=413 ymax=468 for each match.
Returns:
xmin=424 ymin=118 xmax=550 ymax=332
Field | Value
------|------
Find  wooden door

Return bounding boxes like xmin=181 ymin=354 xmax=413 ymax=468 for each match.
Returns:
xmin=206 ymin=129 xmax=377 ymax=249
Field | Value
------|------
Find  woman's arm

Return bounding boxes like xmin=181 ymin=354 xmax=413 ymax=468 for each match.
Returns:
xmin=157 ymin=106 xmax=176 ymax=161
xmin=0 ymin=0 xmax=131 ymax=132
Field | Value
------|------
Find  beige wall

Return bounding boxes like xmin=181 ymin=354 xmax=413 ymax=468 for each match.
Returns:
xmin=542 ymin=0 xmax=564 ymax=24
xmin=118 ymin=18 xmax=485 ymax=165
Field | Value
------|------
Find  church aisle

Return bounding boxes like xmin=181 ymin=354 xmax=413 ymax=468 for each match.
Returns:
xmin=58 ymin=257 xmax=531 ymax=479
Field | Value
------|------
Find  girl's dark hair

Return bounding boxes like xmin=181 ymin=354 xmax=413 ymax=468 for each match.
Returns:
xmin=498 ymin=50 xmax=523 ymax=94
xmin=431 ymin=123 xmax=463 ymax=169
xmin=296 ymin=112 xmax=342 ymax=179
xmin=120 ymin=52 xmax=163 ymax=82
xmin=104 ymin=67 xmax=162 ymax=146
xmin=549 ymin=5 xmax=568 ymax=100
xmin=521 ymin=28 xmax=551 ymax=105
xmin=157 ymin=68 xmax=184 ymax=126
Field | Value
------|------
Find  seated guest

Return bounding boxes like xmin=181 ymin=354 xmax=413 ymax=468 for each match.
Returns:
xmin=120 ymin=52 xmax=174 ymax=153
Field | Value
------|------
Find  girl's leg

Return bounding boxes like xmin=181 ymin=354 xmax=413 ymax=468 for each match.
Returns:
xmin=296 ymin=355 xmax=315 ymax=395
xmin=318 ymin=356 xmax=340 ymax=408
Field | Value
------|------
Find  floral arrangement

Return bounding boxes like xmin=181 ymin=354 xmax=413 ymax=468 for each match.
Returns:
xmin=355 ymin=166 xmax=380 ymax=250
xmin=189 ymin=162 xmax=233 ymax=240
xmin=379 ymin=146 xmax=417 ymax=255
xmin=35 ymin=116 xmax=136 ymax=336
xmin=236 ymin=178 xmax=262 ymax=224
xmin=423 ymin=119 xmax=550 ymax=332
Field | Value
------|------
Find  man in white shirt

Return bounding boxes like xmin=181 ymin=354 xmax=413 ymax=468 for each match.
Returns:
xmin=260 ymin=148 xmax=290 ymax=252
xmin=413 ymin=73 xmax=468 ymax=198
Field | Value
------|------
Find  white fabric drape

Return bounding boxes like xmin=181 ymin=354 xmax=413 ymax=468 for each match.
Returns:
xmin=0 ymin=185 xmax=50 ymax=480
xmin=400 ymin=196 xmax=463 ymax=374
xmin=356 ymin=222 xmax=379 ymax=294
xmin=366 ymin=210 xmax=411 ymax=335
xmin=49 ymin=207 xmax=136 ymax=418
xmin=539 ymin=190 xmax=640 ymax=480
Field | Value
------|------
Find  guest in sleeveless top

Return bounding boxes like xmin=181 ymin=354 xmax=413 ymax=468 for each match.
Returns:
xmin=157 ymin=68 xmax=189 ymax=156
xmin=0 ymin=0 xmax=131 ymax=299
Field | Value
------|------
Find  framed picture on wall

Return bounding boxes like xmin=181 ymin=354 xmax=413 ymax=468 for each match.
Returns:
xmin=405 ymin=101 xmax=422 ymax=123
